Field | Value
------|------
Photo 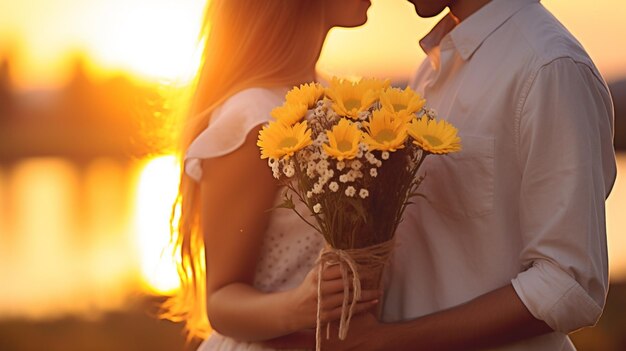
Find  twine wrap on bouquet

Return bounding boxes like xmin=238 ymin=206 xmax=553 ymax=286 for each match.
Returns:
xmin=315 ymin=239 xmax=395 ymax=351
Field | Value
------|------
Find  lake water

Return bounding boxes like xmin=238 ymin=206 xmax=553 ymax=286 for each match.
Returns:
xmin=0 ymin=154 xmax=624 ymax=319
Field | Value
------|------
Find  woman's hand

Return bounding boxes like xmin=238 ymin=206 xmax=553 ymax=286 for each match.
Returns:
xmin=287 ymin=263 xmax=382 ymax=331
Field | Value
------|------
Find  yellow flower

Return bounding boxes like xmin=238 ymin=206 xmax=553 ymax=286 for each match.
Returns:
xmin=379 ymin=87 xmax=426 ymax=122
xmin=407 ymin=117 xmax=462 ymax=154
xmin=325 ymin=77 xmax=390 ymax=120
xmin=285 ymin=82 xmax=325 ymax=109
xmin=270 ymin=102 xmax=308 ymax=126
xmin=323 ymin=119 xmax=362 ymax=161
xmin=362 ymin=109 xmax=408 ymax=152
xmin=257 ymin=120 xmax=313 ymax=160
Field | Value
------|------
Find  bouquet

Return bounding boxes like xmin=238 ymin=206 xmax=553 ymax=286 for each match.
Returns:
xmin=257 ymin=77 xmax=461 ymax=348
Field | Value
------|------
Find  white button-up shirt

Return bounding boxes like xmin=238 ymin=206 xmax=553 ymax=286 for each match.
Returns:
xmin=382 ymin=1 xmax=617 ymax=350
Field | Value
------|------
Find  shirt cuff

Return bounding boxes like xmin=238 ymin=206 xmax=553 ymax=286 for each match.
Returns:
xmin=511 ymin=260 xmax=603 ymax=333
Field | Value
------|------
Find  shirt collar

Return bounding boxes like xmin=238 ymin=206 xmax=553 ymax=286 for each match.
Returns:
xmin=420 ymin=0 xmax=539 ymax=61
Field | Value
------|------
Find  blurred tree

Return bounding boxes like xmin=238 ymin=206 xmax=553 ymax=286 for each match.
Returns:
xmin=0 ymin=55 xmax=14 ymax=121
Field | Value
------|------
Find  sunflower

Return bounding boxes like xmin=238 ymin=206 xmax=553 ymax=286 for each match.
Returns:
xmin=323 ymin=118 xmax=362 ymax=161
xmin=407 ymin=117 xmax=462 ymax=154
xmin=325 ymin=77 xmax=390 ymax=120
xmin=257 ymin=120 xmax=313 ymax=160
xmin=379 ymin=87 xmax=426 ymax=122
xmin=362 ymin=109 xmax=408 ymax=152
xmin=285 ymin=82 xmax=325 ymax=109
xmin=270 ymin=102 xmax=308 ymax=126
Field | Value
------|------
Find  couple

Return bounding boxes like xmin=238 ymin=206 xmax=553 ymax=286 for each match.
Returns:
xmin=164 ymin=0 xmax=617 ymax=350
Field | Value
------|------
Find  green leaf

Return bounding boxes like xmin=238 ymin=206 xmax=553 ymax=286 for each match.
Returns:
xmin=266 ymin=192 xmax=295 ymax=212
xmin=407 ymin=192 xmax=428 ymax=202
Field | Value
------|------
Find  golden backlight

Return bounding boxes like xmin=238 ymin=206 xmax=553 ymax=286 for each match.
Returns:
xmin=134 ymin=156 xmax=181 ymax=295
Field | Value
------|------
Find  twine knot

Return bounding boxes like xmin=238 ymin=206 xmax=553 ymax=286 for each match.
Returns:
xmin=314 ymin=239 xmax=394 ymax=351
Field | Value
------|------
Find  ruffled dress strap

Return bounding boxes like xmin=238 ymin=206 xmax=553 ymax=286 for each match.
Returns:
xmin=185 ymin=87 xmax=287 ymax=182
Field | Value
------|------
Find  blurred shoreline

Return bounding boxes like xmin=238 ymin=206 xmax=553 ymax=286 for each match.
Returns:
xmin=0 ymin=295 xmax=200 ymax=351
xmin=1 ymin=57 xmax=626 ymax=163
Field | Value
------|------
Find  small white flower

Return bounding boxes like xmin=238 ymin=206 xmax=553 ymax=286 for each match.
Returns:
xmin=313 ymin=203 xmax=322 ymax=213
xmin=350 ymin=169 xmax=363 ymax=179
xmin=359 ymin=189 xmax=369 ymax=199
xmin=283 ymin=164 xmax=295 ymax=177
xmin=306 ymin=191 xmax=313 ymax=198
xmin=356 ymin=148 xmax=364 ymax=158
xmin=339 ymin=174 xmax=349 ymax=183
xmin=336 ymin=161 xmax=345 ymax=171
xmin=313 ymin=182 xmax=324 ymax=194
xmin=316 ymin=159 xmax=330 ymax=174
xmin=381 ymin=151 xmax=390 ymax=160
xmin=345 ymin=186 xmax=356 ymax=197
xmin=350 ymin=160 xmax=362 ymax=170
xmin=365 ymin=152 xmax=379 ymax=165
xmin=426 ymin=108 xmax=438 ymax=119
xmin=271 ymin=162 xmax=280 ymax=178
xmin=329 ymin=182 xmax=339 ymax=192
xmin=317 ymin=133 xmax=329 ymax=142
xmin=370 ymin=168 xmax=378 ymax=177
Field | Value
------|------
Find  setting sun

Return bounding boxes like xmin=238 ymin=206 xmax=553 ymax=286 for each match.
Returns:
xmin=0 ymin=0 xmax=205 ymax=89
xmin=87 ymin=1 xmax=205 ymax=81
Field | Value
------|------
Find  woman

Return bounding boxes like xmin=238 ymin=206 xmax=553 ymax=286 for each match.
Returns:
xmin=162 ymin=1 xmax=380 ymax=350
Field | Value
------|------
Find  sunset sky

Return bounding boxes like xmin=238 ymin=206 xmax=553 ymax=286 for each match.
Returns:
xmin=1 ymin=0 xmax=625 ymax=90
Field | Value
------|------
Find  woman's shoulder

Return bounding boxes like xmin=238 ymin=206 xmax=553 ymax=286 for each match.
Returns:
xmin=185 ymin=86 xmax=289 ymax=182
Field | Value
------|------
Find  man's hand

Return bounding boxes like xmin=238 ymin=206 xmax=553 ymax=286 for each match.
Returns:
xmin=320 ymin=313 xmax=382 ymax=351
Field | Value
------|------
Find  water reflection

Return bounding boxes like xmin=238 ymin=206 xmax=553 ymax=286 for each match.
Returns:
xmin=0 ymin=158 xmax=138 ymax=319
xmin=0 ymin=154 xmax=624 ymax=319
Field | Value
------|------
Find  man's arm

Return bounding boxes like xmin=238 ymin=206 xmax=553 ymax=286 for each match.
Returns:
xmin=322 ymin=284 xmax=550 ymax=351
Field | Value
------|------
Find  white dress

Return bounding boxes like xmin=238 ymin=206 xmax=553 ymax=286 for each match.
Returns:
xmin=185 ymin=87 xmax=324 ymax=351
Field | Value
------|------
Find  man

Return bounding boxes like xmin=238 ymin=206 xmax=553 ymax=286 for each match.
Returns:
xmin=326 ymin=0 xmax=616 ymax=350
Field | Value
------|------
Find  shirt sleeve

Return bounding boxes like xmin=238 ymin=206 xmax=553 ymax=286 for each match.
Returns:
xmin=511 ymin=57 xmax=617 ymax=333
xmin=184 ymin=89 xmax=282 ymax=182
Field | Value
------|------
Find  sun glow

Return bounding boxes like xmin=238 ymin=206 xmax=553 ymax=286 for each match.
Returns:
xmin=0 ymin=0 xmax=205 ymax=89
xmin=134 ymin=155 xmax=181 ymax=295
xmin=87 ymin=1 xmax=205 ymax=81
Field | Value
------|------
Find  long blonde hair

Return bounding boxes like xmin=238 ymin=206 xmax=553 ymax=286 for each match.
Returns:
xmin=162 ymin=0 xmax=327 ymax=339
